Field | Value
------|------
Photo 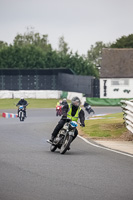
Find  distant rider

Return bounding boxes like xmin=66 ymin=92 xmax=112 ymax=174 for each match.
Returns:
xmin=56 ymin=100 xmax=62 ymax=106
xmin=61 ymin=98 xmax=68 ymax=106
xmin=16 ymin=97 xmax=28 ymax=117
xmin=56 ymin=99 xmax=67 ymax=107
xmin=84 ymin=101 xmax=95 ymax=115
xmin=49 ymin=96 xmax=85 ymax=143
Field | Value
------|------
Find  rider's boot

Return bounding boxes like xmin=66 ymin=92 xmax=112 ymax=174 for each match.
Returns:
xmin=47 ymin=135 xmax=54 ymax=144
xmin=49 ymin=135 xmax=55 ymax=143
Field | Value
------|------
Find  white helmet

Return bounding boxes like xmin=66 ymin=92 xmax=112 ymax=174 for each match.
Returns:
xmin=63 ymin=98 xmax=67 ymax=102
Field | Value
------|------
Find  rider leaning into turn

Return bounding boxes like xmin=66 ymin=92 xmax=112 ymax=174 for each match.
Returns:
xmin=49 ymin=96 xmax=85 ymax=143
xmin=16 ymin=97 xmax=28 ymax=117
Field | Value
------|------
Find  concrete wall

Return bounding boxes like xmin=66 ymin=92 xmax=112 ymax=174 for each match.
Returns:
xmin=0 ymin=90 xmax=86 ymax=105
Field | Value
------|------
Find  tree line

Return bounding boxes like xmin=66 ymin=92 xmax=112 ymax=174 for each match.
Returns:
xmin=0 ymin=28 xmax=133 ymax=78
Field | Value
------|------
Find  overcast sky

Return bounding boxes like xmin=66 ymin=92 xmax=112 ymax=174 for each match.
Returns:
xmin=0 ymin=0 xmax=133 ymax=55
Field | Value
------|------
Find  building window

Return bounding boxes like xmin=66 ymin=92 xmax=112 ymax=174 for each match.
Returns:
xmin=111 ymin=79 xmax=129 ymax=86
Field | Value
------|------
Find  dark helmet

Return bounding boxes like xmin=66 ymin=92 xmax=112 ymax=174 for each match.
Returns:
xmin=71 ymin=96 xmax=81 ymax=107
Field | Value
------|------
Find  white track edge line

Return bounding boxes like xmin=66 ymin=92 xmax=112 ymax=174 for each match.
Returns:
xmin=78 ymin=135 xmax=133 ymax=158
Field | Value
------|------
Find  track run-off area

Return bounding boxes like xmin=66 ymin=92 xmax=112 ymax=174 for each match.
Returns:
xmin=0 ymin=107 xmax=133 ymax=200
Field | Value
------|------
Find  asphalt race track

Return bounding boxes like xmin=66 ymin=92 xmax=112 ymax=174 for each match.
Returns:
xmin=0 ymin=107 xmax=133 ymax=200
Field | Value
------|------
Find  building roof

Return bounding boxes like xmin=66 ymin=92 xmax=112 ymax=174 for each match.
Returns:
xmin=100 ymin=48 xmax=133 ymax=78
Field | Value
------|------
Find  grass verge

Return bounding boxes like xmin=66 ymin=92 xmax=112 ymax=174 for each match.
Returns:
xmin=79 ymin=113 xmax=131 ymax=140
xmin=0 ymin=99 xmax=69 ymax=109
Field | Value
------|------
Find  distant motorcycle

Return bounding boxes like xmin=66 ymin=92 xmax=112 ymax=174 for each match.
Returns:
xmin=17 ymin=104 xmax=28 ymax=121
xmin=56 ymin=105 xmax=62 ymax=116
xmin=85 ymin=105 xmax=95 ymax=115
xmin=47 ymin=120 xmax=78 ymax=154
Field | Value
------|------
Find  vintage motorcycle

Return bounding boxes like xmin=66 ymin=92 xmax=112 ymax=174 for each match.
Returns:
xmin=56 ymin=105 xmax=63 ymax=116
xmin=85 ymin=105 xmax=95 ymax=115
xmin=17 ymin=105 xmax=27 ymax=121
xmin=47 ymin=120 xmax=78 ymax=154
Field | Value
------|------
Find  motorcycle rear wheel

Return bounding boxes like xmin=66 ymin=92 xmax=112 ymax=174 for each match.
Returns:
xmin=60 ymin=135 xmax=73 ymax=154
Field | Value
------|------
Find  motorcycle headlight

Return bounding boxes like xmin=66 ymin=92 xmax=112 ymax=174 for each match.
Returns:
xmin=19 ymin=106 xmax=23 ymax=109
xmin=70 ymin=121 xmax=77 ymax=128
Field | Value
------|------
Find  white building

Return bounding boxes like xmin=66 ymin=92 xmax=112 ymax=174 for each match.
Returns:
xmin=100 ymin=48 xmax=133 ymax=98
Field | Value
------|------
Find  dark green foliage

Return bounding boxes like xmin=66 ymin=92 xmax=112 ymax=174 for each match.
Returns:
xmin=0 ymin=29 xmax=133 ymax=77
xmin=87 ymin=41 xmax=110 ymax=68
xmin=0 ymin=41 xmax=8 ymax=49
xmin=111 ymin=34 xmax=133 ymax=48
xmin=0 ymin=45 xmax=46 ymax=69
xmin=0 ymin=30 xmax=101 ymax=77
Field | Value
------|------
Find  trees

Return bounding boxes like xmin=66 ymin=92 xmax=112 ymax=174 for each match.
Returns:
xmin=87 ymin=41 xmax=110 ymax=67
xmin=58 ymin=36 xmax=70 ymax=56
xmin=64 ymin=52 xmax=99 ymax=77
xmin=13 ymin=29 xmax=52 ymax=52
xmin=0 ymin=27 xmax=101 ymax=77
xmin=111 ymin=34 xmax=133 ymax=48
xmin=0 ymin=45 xmax=47 ymax=69
xmin=0 ymin=41 xmax=8 ymax=49
xmin=1 ymin=29 xmax=133 ymax=73
xmin=0 ymin=29 xmax=112 ymax=78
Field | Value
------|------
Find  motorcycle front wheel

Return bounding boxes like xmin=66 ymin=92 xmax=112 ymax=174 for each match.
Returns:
xmin=20 ymin=112 xmax=24 ymax=121
xmin=50 ymin=143 xmax=58 ymax=152
xmin=60 ymin=135 xmax=73 ymax=154
xmin=20 ymin=112 xmax=22 ymax=121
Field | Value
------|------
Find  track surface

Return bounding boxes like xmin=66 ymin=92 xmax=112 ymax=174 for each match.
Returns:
xmin=0 ymin=107 xmax=133 ymax=200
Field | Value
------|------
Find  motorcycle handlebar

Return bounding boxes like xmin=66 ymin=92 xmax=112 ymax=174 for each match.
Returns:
xmin=63 ymin=118 xmax=82 ymax=126
xmin=16 ymin=103 xmax=29 ymax=107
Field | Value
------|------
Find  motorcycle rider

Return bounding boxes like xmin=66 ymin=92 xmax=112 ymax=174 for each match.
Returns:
xmin=56 ymin=100 xmax=63 ymax=116
xmin=61 ymin=98 xmax=68 ymax=106
xmin=84 ymin=101 xmax=95 ymax=115
xmin=49 ymin=96 xmax=85 ymax=143
xmin=16 ymin=97 xmax=28 ymax=117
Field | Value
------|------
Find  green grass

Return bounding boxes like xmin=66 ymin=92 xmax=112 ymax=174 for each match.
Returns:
xmin=0 ymin=98 xmax=71 ymax=109
xmin=80 ymin=113 xmax=127 ymax=139
xmin=0 ymin=98 xmax=59 ymax=109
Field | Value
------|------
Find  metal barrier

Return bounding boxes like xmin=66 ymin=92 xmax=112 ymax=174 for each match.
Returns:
xmin=121 ymin=100 xmax=133 ymax=134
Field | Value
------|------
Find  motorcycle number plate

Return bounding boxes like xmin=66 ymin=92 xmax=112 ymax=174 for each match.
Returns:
xmin=69 ymin=131 xmax=75 ymax=136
